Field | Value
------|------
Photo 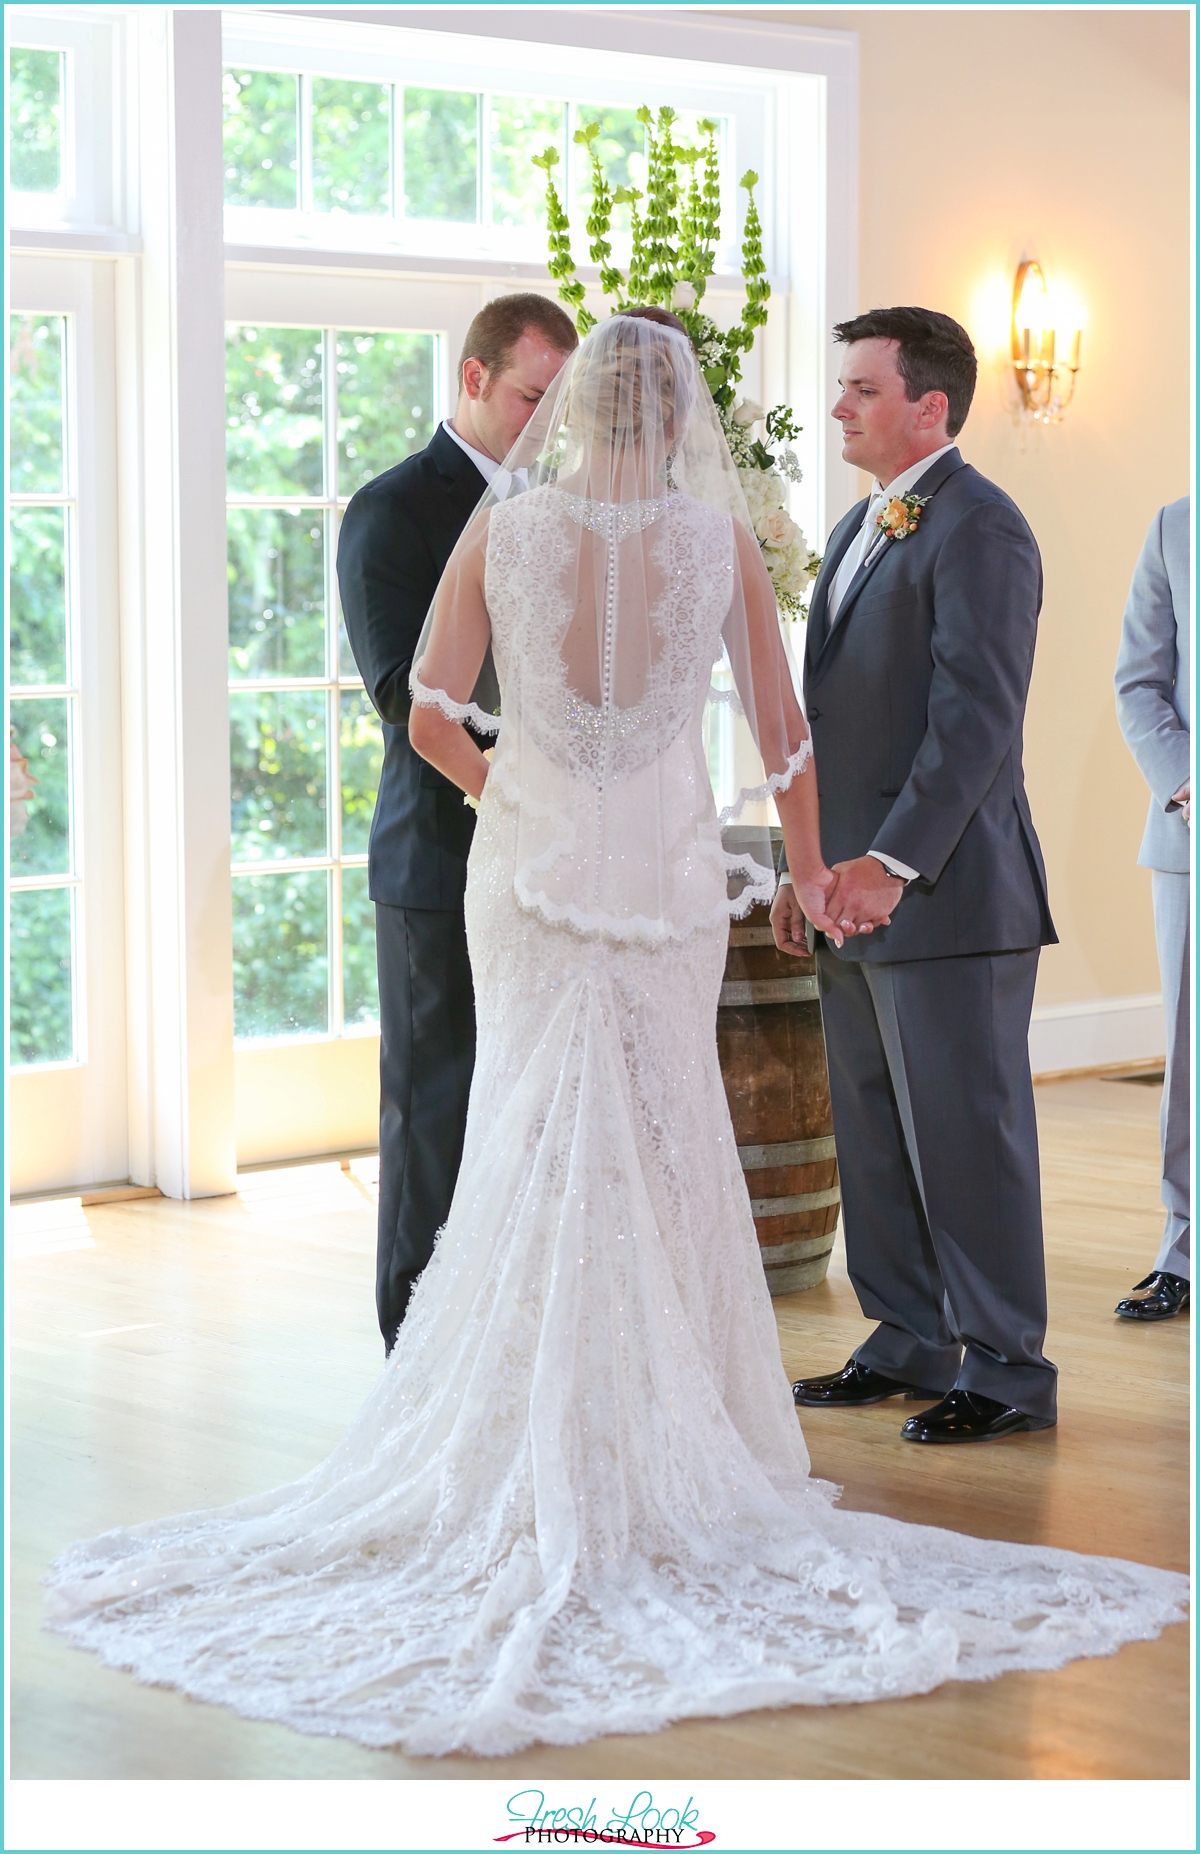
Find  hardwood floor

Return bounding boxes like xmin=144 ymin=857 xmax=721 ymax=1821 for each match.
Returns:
xmin=7 ymin=1078 xmax=1190 ymax=1781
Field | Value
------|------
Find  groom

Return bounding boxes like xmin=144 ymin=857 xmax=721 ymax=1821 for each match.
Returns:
xmin=338 ymin=292 xmax=577 ymax=1354
xmin=773 ymin=306 xmax=1059 ymax=1442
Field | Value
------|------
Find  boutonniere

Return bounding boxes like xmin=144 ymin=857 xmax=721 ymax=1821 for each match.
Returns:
xmin=876 ymin=492 xmax=930 ymax=541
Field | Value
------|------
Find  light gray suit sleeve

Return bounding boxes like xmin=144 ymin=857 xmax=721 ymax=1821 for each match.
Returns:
xmin=1114 ymin=507 xmax=1190 ymax=812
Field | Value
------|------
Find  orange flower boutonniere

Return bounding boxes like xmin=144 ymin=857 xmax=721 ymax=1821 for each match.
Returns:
xmin=876 ymin=492 xmax=930 ymax=541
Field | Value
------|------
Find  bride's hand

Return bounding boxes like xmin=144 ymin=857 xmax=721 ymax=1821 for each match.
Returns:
xmin=771 ymin=871 xmax=845 ymax=952
xmin=795 ymin=868 xmax=848 ymax=948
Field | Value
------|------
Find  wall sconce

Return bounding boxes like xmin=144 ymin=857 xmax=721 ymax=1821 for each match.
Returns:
xmin=1011 ymin=259 xmax=1084 ymax=424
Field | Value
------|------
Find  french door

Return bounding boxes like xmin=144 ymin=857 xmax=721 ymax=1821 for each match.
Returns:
xmin=224 ymin=267 xmax=483 ymax=1163
xmin=9 ymin=256 xmax=127 ymax=1194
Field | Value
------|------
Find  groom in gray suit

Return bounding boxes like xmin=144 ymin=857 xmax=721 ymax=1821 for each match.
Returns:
xmin=1113 ymin=497 xmax=1191 ymax=1321
xmin=774 ymin=306 xmax=1059 ymax=1442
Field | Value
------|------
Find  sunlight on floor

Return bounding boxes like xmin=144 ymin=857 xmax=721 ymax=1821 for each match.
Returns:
xmin=7 ymin=1197 xmax=96 ymax=1260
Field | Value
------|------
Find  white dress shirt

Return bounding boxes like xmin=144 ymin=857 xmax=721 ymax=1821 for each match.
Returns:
xmin=440 ymin=419 xmax=527 ymax=499
xmin=827 ymin=443 xmax=957 ymax=630
xmin=784 ymin=443 xmax=957 ymax=896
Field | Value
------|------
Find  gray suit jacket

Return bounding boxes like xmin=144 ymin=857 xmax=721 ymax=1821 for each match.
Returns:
xmin=785 ymin=446 xmax=1056 ymax=964
xmin=1114 ymin=496 xmax=1191 ymax=874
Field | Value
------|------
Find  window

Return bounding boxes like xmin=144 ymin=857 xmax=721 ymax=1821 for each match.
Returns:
xmin=8 ymin=45 xmax=64 ymax=194
xmin=225 ymin=320 xmax=441 ymax=1044
xmin=6 ymin=11 xmax=118 ymax=231
xmin=9 ymin=312 xmax=80 ymax=1067
xmin=223 ymin=67 xmax=725 ymax=242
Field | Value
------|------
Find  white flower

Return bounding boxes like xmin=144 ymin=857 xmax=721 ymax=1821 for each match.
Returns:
xmin=738 ymin=465 xmax=785 ymax=520
xmin=756 ymin=508 xmax=799 ymax=549
xmin=732 ymin=398 xmax=765 ymax=427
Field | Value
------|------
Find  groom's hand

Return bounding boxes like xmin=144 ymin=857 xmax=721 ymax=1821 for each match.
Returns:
xmin=828 ymin=857 xmax=903 ymax=932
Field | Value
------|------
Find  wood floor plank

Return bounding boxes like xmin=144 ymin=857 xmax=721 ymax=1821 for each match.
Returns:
xmin=8 ymin=1083 xmax=1190 ymax=1780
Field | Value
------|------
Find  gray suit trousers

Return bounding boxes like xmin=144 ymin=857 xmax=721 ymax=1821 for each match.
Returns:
xmin=1152 ymin=870 xmax=1191 ymax=1279
xmin=816 ymin=945 xmax=1058 ymax=1421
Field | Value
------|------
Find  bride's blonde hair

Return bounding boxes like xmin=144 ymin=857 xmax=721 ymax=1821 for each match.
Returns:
xmin=564 ymin=311 xmax=696 ymax=448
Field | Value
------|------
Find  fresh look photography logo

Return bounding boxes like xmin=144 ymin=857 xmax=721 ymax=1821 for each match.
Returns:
xmin=495 ymin=1789 xmax=715 ymax=1848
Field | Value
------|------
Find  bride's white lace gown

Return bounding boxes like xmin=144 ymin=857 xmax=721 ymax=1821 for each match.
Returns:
xmin=46 ymin=484 xmax=1187 ymax=1759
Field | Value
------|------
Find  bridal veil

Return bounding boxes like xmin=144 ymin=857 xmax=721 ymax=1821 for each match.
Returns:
xmin=410 ymin=311 xmax=812 ymax=940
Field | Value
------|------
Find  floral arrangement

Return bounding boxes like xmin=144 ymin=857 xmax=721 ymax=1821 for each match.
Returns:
xmin=535 ymin=108 xmax=820 ymax=616
xmin=875 ymin=491 xmax=929 ymax=541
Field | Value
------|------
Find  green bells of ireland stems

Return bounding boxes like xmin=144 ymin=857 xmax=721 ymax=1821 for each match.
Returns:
xmin=535 ymin=109 xmax=820 ymax=615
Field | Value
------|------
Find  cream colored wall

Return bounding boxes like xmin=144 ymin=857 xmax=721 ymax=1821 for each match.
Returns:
xmin=739 ymin=5 xmax=1191 ymax=1006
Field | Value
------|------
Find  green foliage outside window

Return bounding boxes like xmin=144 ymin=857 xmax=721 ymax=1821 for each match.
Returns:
xmin=232 ymin=871 xmax=329 ymax=1040
xmin=312 ymin=78 xmax=391 ymax=214
xmin=9 ymin=48 xmax=62 ymax=193
xmin=10 ymin=505 xmax=68 ymax=685
xmin=11 ymin=697 xmax=70 ymax=879
xmin=9 ymin=309 xmax=77 ymax=1066
xmin=341 ymin=866 xmax=379 ymax=1028
xmin=489 ymin=95 xmax=565 ymax=229
xmin=229 ymin=690 xmax=328 ymax=864
xmin=403 ymin=88 xmax=477 ymax=222
xmin=10 ymin=314 xmax=65 ymax=494
xmin=226 ymin=325 xmax=324 ymax=497
xmin=336 ymin=330 xmax=436 ymax=495
xmin=219 ymin=70 xmax=709 ymax=242
xmin=339 ymin=690 xmax=384 ymax=857
xmin=223 ymin=69 xmax=299 ymax=208
xmin=227 ymin=508 xmax=325 ymax=680
xmin=10 ymin=888 xmax=73 ymax=1065
xmin=224 ymin=318 xmax=437 ymax=1042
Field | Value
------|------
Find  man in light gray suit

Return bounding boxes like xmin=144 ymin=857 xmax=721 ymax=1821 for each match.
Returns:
xmin=1113 ymin=497 xmax=1191 ymax=1321
xmin=773 ymin=307 xmax=1059 ymax=1443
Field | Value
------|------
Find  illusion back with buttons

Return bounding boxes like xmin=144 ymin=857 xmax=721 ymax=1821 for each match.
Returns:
xmin=412 ymin=314 xmax=811 ymax=942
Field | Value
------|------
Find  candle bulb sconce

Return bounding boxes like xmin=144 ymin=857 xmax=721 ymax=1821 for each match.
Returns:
xmin=1011 ymin=259 xmax=1083 ymax=424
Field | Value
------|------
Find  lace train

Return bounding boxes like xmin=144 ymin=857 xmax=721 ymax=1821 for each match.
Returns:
xmin=45 ymin=797 xmax=1188 ymax=1756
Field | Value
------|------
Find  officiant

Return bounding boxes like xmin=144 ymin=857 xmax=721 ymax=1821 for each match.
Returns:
xmin=337 ymin=293 xmax=577 ymax=1354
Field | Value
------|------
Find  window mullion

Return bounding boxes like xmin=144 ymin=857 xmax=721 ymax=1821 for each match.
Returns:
xmin=298 ymin=73 xmax=314 ymax=214
xmin=390 ymin=82 xmax=399 ymax=224
xmin=479 ymin=92 xmax=490 ymax=228
xmin=323 ymin=325 xmax=343 ymax=1038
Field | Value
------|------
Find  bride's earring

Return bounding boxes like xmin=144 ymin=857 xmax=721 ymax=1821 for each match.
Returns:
xmin=663 ymin=448 xmax=679 ymax=491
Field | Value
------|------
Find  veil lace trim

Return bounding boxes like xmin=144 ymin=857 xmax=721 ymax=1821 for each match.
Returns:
xmin=410 ymin=665 xmax=501 ymax=736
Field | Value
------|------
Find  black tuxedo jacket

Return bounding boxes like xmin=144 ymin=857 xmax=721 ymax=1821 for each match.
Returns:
xmin=337 ymin=426 xmax=490 ymax=909
xmin=792 ymin=446 xmax=1057 ymax=963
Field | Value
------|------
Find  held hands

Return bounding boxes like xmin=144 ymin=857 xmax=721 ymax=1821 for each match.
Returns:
xmin=771 ymin=869 xmax=845 ymax=954
xmin=825 ymin=857 xmax=904 ymax=934
xmin=770 ymin=856 xmax=903 ymax=958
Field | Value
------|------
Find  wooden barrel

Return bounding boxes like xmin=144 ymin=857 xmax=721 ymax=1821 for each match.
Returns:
xmin=716 ymin=898 xmax=841 ymax=1294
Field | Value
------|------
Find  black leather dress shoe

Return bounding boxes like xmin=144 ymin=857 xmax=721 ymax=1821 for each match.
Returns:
xmin=793 ymin=1359 xmax=934 ymax=1408
xmin=1114 ymin=1271 xmax=1190 ymax=1321
xmin=901 ymin=1389 xmax=1055 ymax=1444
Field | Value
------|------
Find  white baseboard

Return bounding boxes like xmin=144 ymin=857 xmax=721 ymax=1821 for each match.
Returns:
xmin=235 ymin=1034 xmax=380 ymax=1166
xmin=1029 ymin=992 xmax=1165 ymax=1077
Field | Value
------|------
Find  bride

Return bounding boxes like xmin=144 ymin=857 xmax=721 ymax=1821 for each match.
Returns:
xmin=46 ymin=312 xmax=1186 ymax=1757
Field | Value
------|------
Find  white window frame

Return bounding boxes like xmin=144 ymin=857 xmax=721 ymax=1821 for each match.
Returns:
xmin=225 ymin=317 xmax=448 ymax=1050
xmin=9 ymin=304 xmax=84 ymax=1070
xmin=221 ymin=14 xmax=754 ymax=270
xmin=5 ymin=7 xmax=125 ymax=233
xmin=8 ymin=255 xmax=129 ymax=1194
xmin=221 ymin=8 xmax=859 ymax=545
xmin=6 ymin=7 xmax=857 ymax=1190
